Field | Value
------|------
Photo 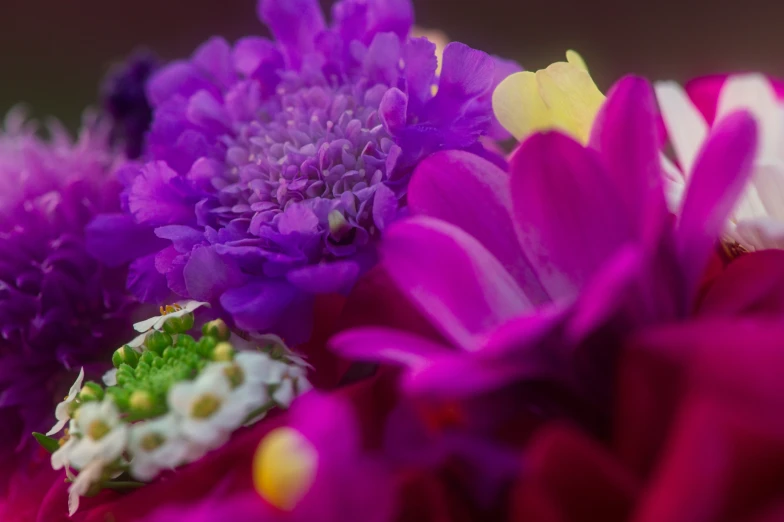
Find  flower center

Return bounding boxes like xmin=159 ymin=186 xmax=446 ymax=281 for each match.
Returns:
xmin=191 ymin=394 xmax=222 ymax=419
xmin=223 ymin=364 xmax=245 ymax=389
xmin=87 ymin=420 xmax=111 ymax=440
xmin=140 ymin=432 xmax=166 ymax=451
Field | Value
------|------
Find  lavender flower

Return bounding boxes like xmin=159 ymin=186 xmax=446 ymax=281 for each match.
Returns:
xmin=87 ymin=0 xmax=517 ymax=344
xmin=0 ymin=111 xmax=137 ymax=487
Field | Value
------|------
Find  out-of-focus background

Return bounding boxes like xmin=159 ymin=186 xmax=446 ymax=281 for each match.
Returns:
xmin=1 ymin=0 xmax=780 ymax=129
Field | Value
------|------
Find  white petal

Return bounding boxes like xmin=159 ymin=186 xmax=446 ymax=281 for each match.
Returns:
xmin=51 ymin=438 xmax=76 ymax=470
xmin=127 ymin=333 xmax=147 ymax=349
xmin=181 ymin=419 xmax=228 ymax=447
xmin=751 ymin=162 xmax=784 ymax=221
xmin=96 ymin=426 xmax=128 ymax=462
xmin=179 ymin=300 xmax=209 ymax=313
xmin=102 ymin=369 xmax=118 ymax=387
xmin=68 ymin=368 xmax=85 ymax=397
xmin=734 ymin=218 xmax=784 ymax=250
xmin=272 ymin=380 xmax=295 ymax=408
xmin=717 ymin=74 xmax=782 ymax=159
xmin=46 ymin=418 xmax=67 ymax=437
xmin=167 ymin=381 xmax=197 ymax=413
xmin=133 ymin=316 xmax=160 ymax=333
xmin=655 ymin=81 xmax=709 ymax=176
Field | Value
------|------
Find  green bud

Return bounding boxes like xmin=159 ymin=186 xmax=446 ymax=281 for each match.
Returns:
xmin=78 ymin=381 xmax=105 ymax=402
xmin=202 ymin=319 xmax=231 ymax=341
xmin=106 ymin=387 xmax=131 ymax=411
xmin=162 ymin=316 xmax=183 ymax=335
xmin=153 ymin=358 xmax=165 ymax=369
xmin=67 ymin=400 xmax=80 ymax=417
xmin=145 ymin=330 xmax=172 ymax=355
xmin=112 ymin=345 xmax=139 ymax=369
xmin=140 ymin=351 xmax=158 ymax=365
xmin=175 ymin=334 xmax=196 ymax=350
xmin=129 ymin=390 xmax=156 ymax=415
xmin=197 ymin=335 xmax=218 ymax=357
xmin=212 ymin=342 xmax=235 ymax=362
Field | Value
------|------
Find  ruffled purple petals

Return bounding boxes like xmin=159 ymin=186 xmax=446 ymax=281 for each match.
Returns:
xmin=381 ymin=216 xmax=533 ymax=351
xmin=128 ymin=161 xmax=200 ymax=227
xmin=85 ymin=213 xmax=167 ymax=266
xmin=191 ymin=37 xmax=237 ymax=89
xmin=146 ymin=61 xmax=218 ymax=108
xmin=258 ymin=0 xmax=326 ymax=68
xmin=286 ymin=260 xmax=360 ymax=294
xmin=127 ymin=252 xmax=172 ymax=304
xmin=184 ymin=245 xmax=247 ymax=302
xmin=231 ymin=37 xmax=284 ymax=93
xmin=676 ymin=111 xmax=758 ymax=292
xmin=364 ymin=32 xmax=402 ymax=86
xmin=402 ymin=37 xmax=438 ymax=112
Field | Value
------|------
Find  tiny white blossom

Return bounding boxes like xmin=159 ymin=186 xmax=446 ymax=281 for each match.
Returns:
xmin=133 ymin=300 xmax=208 ymax=333
xmin=68 ymin=459 xmax=106 ymax=516
xmin=271 ymin=364 xmax=311 ymax=409
xmin=68 ymin=397 xmax=128 ymax=469
xmin=51 ymin=428 xmax=77 ymax=470
xmin=102 ymin=369 xmax=118 ymax=386
xmin=128 ymin=414 xmax=204 ymax=481
xmin=47 ymin=368 xmax=85 ymax=436
xmin=167 ymin=367 xmax=246 ymax=448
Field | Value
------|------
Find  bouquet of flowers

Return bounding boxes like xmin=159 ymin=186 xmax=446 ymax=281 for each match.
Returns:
xmin=3 ymin=0 xmax=784 ymax=521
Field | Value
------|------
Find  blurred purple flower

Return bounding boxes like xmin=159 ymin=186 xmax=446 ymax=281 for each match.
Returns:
xmin=0 ymin=111 xmax=137 ymax=489
xmin=86 ymin=0 xmax=518 ymax=344
xmin=100 ymin=50 xmax=159 ymax=159
xmin=331 ymin=76 xmax=762 ymax=422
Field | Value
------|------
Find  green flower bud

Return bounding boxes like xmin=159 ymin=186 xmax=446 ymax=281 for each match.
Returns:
xmin=140 ymin=351 xmax=158 ymax=366
xmin=112 ymin=345 xmax=139 ymax=369
xmin=162 ymin=312 xmax=193 ymax=335
xmin=197 ymin=335 xmax=218 ymax=357
xmin=129 ymin=390 xmax=157 ymax=416
xmin=145 ymin=330 xmax=172 ymax=355
xmin=78 ymin=381 xmax=105 ymax=403
xmin=212 ymin=342 xmax=235 ymax=362
xmin=202 ymin=319 xmax=231 ymax=341
xmin=175 ymin=334 xmax=196 ymax=350
xmin=106 ymin=387 xmax=131 ymax=411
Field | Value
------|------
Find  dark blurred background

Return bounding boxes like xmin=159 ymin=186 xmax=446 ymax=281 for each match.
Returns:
xmin=2 ymin=0 xmax=781 ymax=129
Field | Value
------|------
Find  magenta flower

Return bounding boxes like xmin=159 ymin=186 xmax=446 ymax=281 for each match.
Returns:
xmin=86 ymin=0 xmax=517 ymax=345
xmin=331 ymin=75 xmax=760 ymax=418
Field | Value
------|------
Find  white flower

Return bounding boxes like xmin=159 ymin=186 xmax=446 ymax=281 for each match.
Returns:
xmin=68 ymin=397 xmax=128 ymax=469
xmin=128 ymin=414 xmax=205 ymax=481
xmin=47 ymin=368 xmax=85 ymax=436
xmin=270 ymin=362 xmax=311 ymax=409
xmin=68 ymin=459 xmax=106 ymax=516
xmin=102 ymin=369 xmax=118 ymax=386
xmin=133 ymin=300 xmax=209 ymax=333
xmin=222 ymin=352 xmax=274 ymax=414
xmin=167 ymin=367 xmax=246 ymax=448
xmin=656 ymin=74 xmax=784 ymax=250
xmin=51 ymin=427 xmax=77 ymax=470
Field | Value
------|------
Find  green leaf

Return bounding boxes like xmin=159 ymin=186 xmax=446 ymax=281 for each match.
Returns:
xmin=32 ymin=432 xmax=60 ymax=454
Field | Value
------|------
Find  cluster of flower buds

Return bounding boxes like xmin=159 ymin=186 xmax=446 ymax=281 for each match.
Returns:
xmin=36 ymin=301 xmax=311 ymax=516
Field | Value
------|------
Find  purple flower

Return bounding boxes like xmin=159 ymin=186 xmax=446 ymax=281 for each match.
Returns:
xmin=0 ymin=111 xmax=137 ymax=488
xmin=86 ymin=0 xmax=518 ymax=344
xmin=100 ymin=50 xmax=159 ymax=160
xmin=331 ymin=76 xmax=760 ymax=422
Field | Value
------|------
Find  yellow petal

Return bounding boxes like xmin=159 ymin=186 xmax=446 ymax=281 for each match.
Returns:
xmin=565 ymin=50 xmax=589 ymax=72
xmin=536 ymin=62 xmax=605 ymax=143
xmin=253 ymin=427 xmax=319 ymax=511
xmin=492 ymin=71 xmax=555 ymax=140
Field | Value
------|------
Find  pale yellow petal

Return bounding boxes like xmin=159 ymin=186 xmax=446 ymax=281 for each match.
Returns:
xmin=536 ymin=63 xmax=605 ymax=143
xmin=492 ymin=71 xmax=554 ymax=140
xmin=565 ymin=50 xmax=589 ymax=72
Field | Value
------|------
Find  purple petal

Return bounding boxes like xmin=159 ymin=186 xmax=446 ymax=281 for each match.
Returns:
xmin=408 ymin=150 xmax=550 ymax=305
xmin=329 ymin=327 xmax=452 ymax=368
xmin=382 ymin=216 xmax=533 ymax=351
xmin=425 ymin=43 xmax=494 ymax=124
xmin=184 ymin=245 xmax=245 ymax=302
xmin=589 ymin=76 xmax=666 ymax=236
xmin=372 ymin=183 xmax=398 ymax=231
xmin=509 ymin=132 xmax=634 ymax=300
xmin=127 ymin=253 xmax=171 ymax=304
xmin=379 ymin=88 xmax=408 ymax=133
xmin=232 ymin=37 xmax=284 ymax=93
xmin=402 ymin=37 xmax=437 ymax=111
xmin=676 ymin=111 xmax=758 ymax=292
xmin=363 ymin=0 xmax=413 ymax=41
xmin=220 ymin=279 xmax=299 ymax=332
xmin=154 ymin=225 xmax=205 ymax=253
xmin=145 ymin=61 xmax=218 ymax=107
xmin=85 ymin=213 xmax=166 ymax=267
xmin=286 ymin=260 xmax=360 ymax=294
xmin=191 ymin=36 xmax=236 ymax=88
xmin=363 ymin=32 xmax=401 ymax=86
xmin=128 ymin=161 xmax=198 ymax=227
xmin=258 ymin=0 xmax=326 ymax=68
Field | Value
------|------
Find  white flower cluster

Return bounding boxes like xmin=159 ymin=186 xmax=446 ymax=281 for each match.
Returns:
xmin=47 ymin=327 xmax=311 ymax=515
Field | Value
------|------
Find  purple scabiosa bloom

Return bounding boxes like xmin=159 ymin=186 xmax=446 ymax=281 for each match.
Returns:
xmin=0 ymin=111 xmax=136 ymax=488
xmin=86 ymin=0 xmax=518 ymax=345
xmin=331 ymin=76 xmax=766 ymax=425
xmin=100 ymin=50 xmax=159 ymax=159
